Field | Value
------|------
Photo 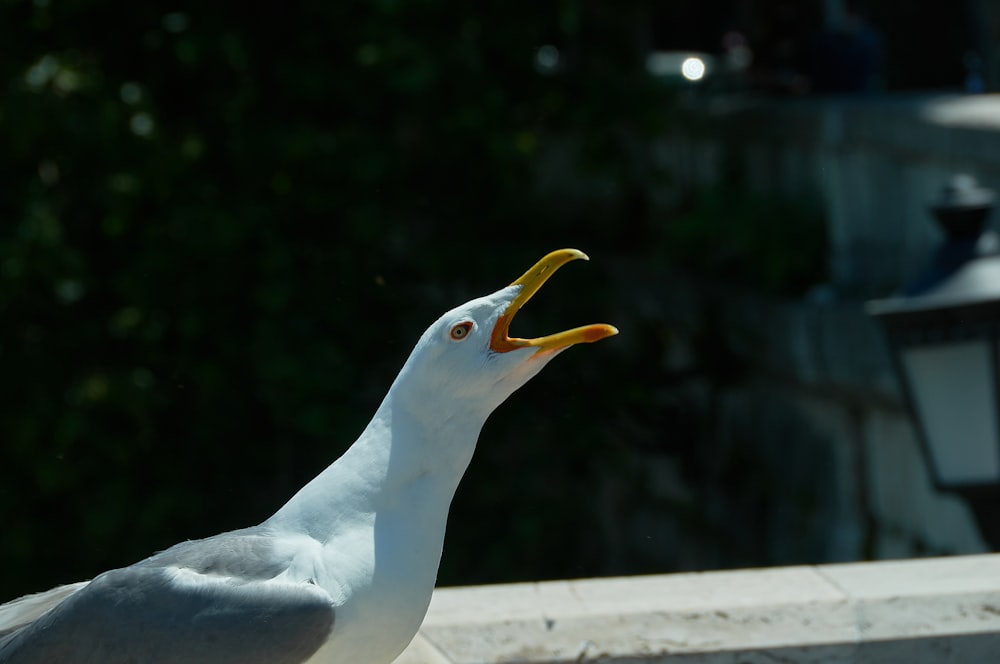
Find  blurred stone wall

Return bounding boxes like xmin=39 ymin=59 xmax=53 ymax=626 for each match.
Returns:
xmin=663 ymin=94 xmax=1000 ymax=296
xmin=624 ymin=94 xmax=1000 ymax=566
xmin=598 ymin=265 xmax=985 ymax=571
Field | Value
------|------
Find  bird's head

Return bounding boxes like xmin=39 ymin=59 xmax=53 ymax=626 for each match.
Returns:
xmin=393 ymin=249 xmax=618 ymax=421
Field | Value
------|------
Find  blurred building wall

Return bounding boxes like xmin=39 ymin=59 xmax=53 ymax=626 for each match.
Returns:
xmin=616 ymin=94 xmax=1000 ymax=565
xmin=664 ymin=94 xmax=1000 ymax=295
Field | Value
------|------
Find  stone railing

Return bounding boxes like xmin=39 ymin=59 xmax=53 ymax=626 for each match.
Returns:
xmin=394 ymin=554 xmax=1000 ymax=662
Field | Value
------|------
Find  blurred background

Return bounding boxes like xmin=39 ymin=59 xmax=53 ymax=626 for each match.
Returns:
xmin=3 ymin=0 xmax=1000 ymax=602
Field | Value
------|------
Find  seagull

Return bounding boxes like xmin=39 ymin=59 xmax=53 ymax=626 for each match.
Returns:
xmin=0 ymin=248 xmax=618 ymax=664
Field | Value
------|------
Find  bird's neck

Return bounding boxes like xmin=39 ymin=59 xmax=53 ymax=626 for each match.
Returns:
xmin=266 ymin=383 xmax=486 ymax=544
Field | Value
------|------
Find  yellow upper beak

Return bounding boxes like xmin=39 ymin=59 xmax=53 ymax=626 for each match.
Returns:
xmin=489 ymin=248 xmax=619 ymax=354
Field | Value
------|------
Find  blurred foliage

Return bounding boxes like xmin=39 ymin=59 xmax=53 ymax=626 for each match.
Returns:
xmin=0 ymin=0 xmax=679 ymax=600
xmin=659 ymin=186 xmax=828 ymax=296
xmin=0 ymin=0 xmax=833 ymax=602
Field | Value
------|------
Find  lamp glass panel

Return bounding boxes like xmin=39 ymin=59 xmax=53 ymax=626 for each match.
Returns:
xmin=900 ymin=340 xmax=1000 ymax=486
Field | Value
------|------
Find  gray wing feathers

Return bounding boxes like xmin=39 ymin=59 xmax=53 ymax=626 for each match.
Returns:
xmin=0 ymin=582 xmax=89 ymax=638
xmin=0 ymin=567 xmax=334 ymax=664
xmin=0 ymin=529 xmax=335 ymax=664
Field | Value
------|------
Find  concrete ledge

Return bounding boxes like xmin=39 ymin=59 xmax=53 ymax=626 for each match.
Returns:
xmin=394 ymin=554 xmax=1000 ymax=663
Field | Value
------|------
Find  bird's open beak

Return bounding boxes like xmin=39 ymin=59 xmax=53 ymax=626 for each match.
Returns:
xmin=489 ymin=248 xmax=619 ymax=354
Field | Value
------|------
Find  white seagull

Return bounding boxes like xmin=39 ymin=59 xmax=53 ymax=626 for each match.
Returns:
xmin=0 ymin=248 xmax=617 ymax=664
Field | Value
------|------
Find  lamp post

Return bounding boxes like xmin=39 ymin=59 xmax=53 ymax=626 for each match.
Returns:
xmin=868 ymin=174 xmax=1000 ymax=549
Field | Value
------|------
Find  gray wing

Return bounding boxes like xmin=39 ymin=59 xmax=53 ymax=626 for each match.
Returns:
xmin=0 ymin=582 xmax=89 ymax=638
xmin=0 ymin=530 xmax=335 ymax=664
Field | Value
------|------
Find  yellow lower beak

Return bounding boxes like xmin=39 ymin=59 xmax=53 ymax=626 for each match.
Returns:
xmin=489 ymin=249 xmax=619 ymax=354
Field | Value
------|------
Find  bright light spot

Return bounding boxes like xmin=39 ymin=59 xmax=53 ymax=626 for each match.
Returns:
xmin=120 ymin=82 xmax=142 ymax=105
xmin=681 ymin=57 xmax=706 ymax=81
xmin=646 ymin=52 xmax=712 ymax=81
xmin=535 ymin=44 xmax=560 ymax=74
xmin=130 ymin=112 xmax=155 ymax=137
xmin=25 ymin=55 xmax=58 ymax=89
xmin=162 ymin=12 xmax=189 ymax=33
xmin=24 ymin=55 xmax=84 ymax=94
xmin=55 ymin=279 xmax=84 ymax=304
xmin=53 ymin=69 xmax=81 ymax=94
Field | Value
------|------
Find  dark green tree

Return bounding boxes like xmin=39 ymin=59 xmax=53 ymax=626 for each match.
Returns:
xmin=0 ymin=0 xmax=676 ymax=599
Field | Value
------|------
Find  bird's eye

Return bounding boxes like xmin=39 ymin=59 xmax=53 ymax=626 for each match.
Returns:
xmin=450 ymin=322 xmax=473 ymax=340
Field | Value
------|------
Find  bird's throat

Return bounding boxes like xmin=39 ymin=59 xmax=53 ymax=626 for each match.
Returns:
xmin=267 ymin=394 xmax=483 ymax=547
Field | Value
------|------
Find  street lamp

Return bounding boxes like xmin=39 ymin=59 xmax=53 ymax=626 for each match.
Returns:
xmin=868 ymin=174 xmax=1000 ymax=548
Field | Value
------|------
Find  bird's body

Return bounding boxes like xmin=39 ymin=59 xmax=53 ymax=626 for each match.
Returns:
xmin=0 ymin=249 xmax=617 ymax=664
